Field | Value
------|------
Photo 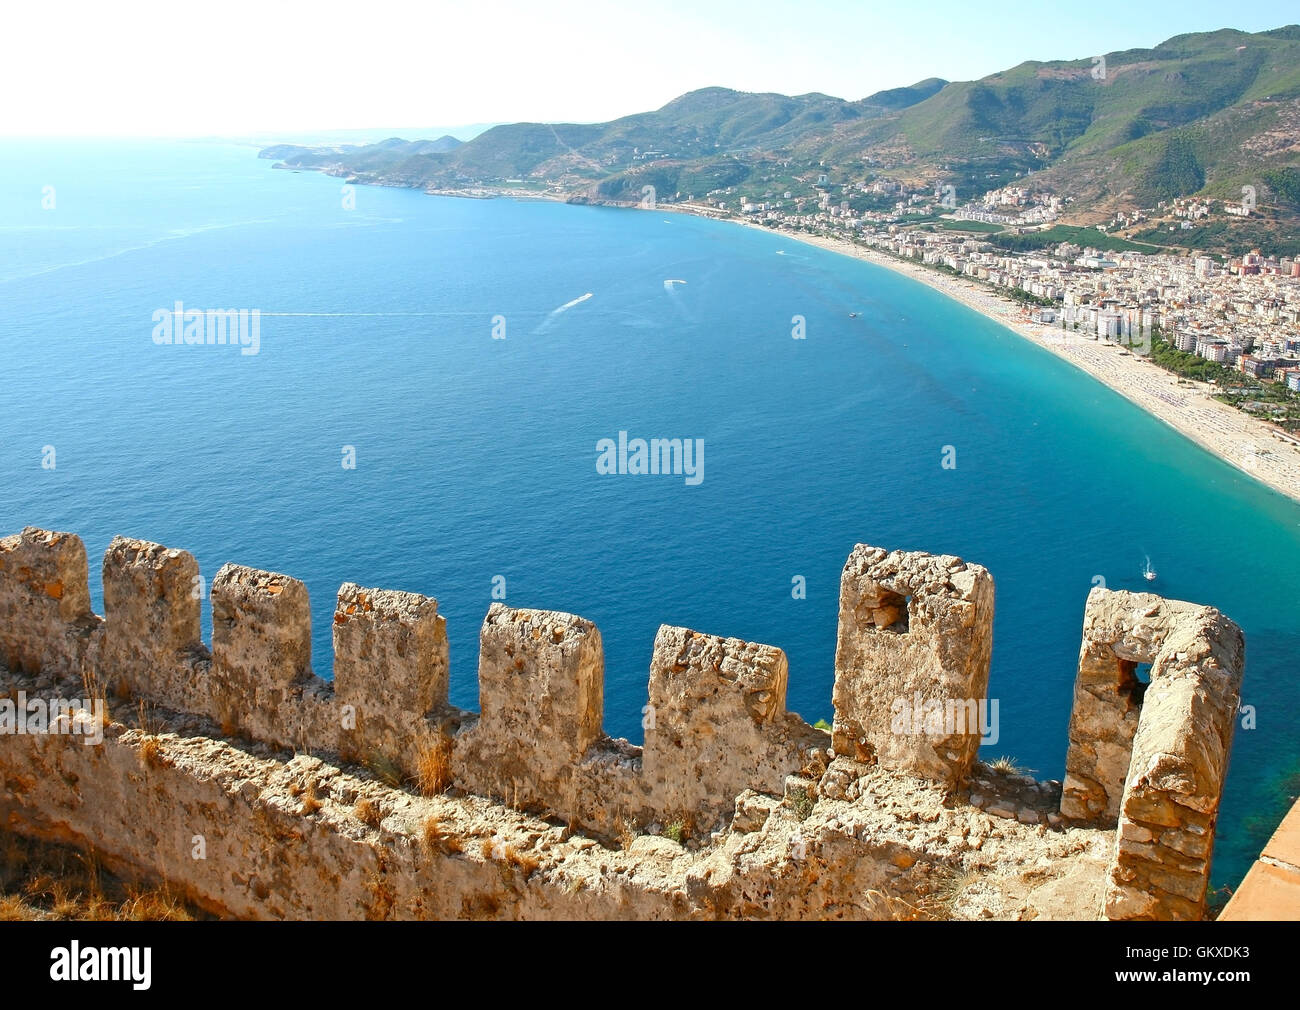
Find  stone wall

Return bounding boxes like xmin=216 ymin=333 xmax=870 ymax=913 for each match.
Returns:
xmin=0 ymin=713 xmax=1115 ymax=921
xmin=1059 ymin=588 xmax=1245 ymax=920
xmin=2 ymin=528 xmax=827 ymax=841
xmin=0 ymin=526 xmax=1248 ymax=920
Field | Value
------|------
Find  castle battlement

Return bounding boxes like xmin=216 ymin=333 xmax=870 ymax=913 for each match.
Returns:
xmin=0 ymin=525 xmax=1246 ymax=920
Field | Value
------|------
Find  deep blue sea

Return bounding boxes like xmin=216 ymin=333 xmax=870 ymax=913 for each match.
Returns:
xmin=2 ymin=140 xmax=1298 ymax=889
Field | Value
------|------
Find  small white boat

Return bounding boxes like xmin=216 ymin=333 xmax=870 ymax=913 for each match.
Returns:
xmin=1142 ymin=557 xmax=1157 ymax=582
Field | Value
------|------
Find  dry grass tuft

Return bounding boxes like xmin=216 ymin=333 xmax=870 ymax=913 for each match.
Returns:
xmin=463 ymin=890 xmax=502 ymax=917
xmin=421 ymin=816 xmax=463 ymax=857
xmin=862 ymin=888 xmax=929 ymax=921
xmin=917 ymin=865 xmax=980 ymax=920
xmin=503 ymin=845 xmax=540 ymax=877
xmin=80 ymin=661 xmax=106 ymax=712
xmin=353 ymin=797 xmax=383 ymax=828
xmin=0 ymin=894 xmax=35 ymax=920
xmin=119 ymin=884 xmax=193 ymax=921
xmin=138 ymin=735 xmax=167 ymax=769
xmin=415 ymin=733 xmax=453 ymax=796
xmin=301 ymin=780 xmax=322 ymax=816
xmin=988 ymin=756 xmax=1032 ymax=776
xmin=0 ymin=830 xmax=200 ymax=921
xmin=615 ymin=813 xmax=638 ymax=851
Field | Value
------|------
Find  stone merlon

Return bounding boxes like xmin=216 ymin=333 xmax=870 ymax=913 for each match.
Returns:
xmin=832 ymin=544 xmax=995 ymax=786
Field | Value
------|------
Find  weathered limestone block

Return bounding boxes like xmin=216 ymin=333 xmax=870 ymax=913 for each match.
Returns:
xmin=643 ymin=625 xmax=813 ymax=823
xmin=1101 ymin=602 xmax=1244 ymax=920
xmin=454 ymin=604 xmax=604 ymax=813
xmin=210 ymin=563 xmax=321 ymax=747
xmin=1081 ymin=591 xmax=1197 ymax=661
xmin=1059 ymin=637 xmax=1144 ymax=823
xmin=0 ymin=527 xmax=98 ymax=677
xmin=97 ymin=536 xmax=209 ymax=710
xmin=832 ymin=544 xmax=994 ymax=786
xmin=332 ymin=582 xmax=449 ymax=767
xmin=733 ymin=790 xmax=779 ymax=833
xmin=1061 ymin=590 xmax=1242 ymax=828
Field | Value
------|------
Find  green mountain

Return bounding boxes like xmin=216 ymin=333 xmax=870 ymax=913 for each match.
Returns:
xmin=261 ymin=25 xmax=1300 ymax=232
xmin=263 ymin=81 xmax=941 ymax=187
xmin=865 ymin=25 xmax=1300 ymax=215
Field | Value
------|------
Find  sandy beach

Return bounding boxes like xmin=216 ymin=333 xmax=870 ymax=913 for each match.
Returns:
xmin=733 ymin=221 xmax=1300 ymax=507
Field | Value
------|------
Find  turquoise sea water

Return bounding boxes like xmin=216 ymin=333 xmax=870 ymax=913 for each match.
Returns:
xmin=2 ymin=140 xmax=1298 ymax=890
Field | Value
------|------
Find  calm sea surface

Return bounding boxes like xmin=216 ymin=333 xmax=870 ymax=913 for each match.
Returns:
xmin=2 ymin=139 xmax=1298 ymax=888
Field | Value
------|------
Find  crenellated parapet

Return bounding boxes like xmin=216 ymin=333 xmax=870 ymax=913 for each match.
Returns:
xmin=0 ymin=527 xmax=830 ymax=839
xmin=453 ymin=608 xmax=823 ymax=834
xmin=0 ymin=526 xmax=1247 ymax=920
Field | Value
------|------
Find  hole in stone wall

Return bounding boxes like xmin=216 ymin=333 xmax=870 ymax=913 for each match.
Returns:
xmin=868 ymin=589 xmax=910 ymax=633
xmin=1118 ymin=659 xmax=1149 ymax=708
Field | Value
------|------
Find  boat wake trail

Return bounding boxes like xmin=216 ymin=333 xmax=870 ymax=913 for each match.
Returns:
xmin=551 ymin=292 xmax=594 ymax=313
xmin=533 ymin=292 xmax=593 ymax=333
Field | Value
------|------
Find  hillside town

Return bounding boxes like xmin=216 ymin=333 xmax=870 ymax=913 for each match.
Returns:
xmin=690 ymin=177 xmax=1300 ymax=435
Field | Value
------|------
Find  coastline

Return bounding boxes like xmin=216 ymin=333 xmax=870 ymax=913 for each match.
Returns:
xmin=722 ymin=217 xmax=1300 ymax=507
xmin=312 ymin=172 xmax=1300 ymax=507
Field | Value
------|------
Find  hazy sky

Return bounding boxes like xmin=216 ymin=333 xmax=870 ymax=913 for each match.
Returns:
xmin=3 ymin=0 xmax=1296 ymax=137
